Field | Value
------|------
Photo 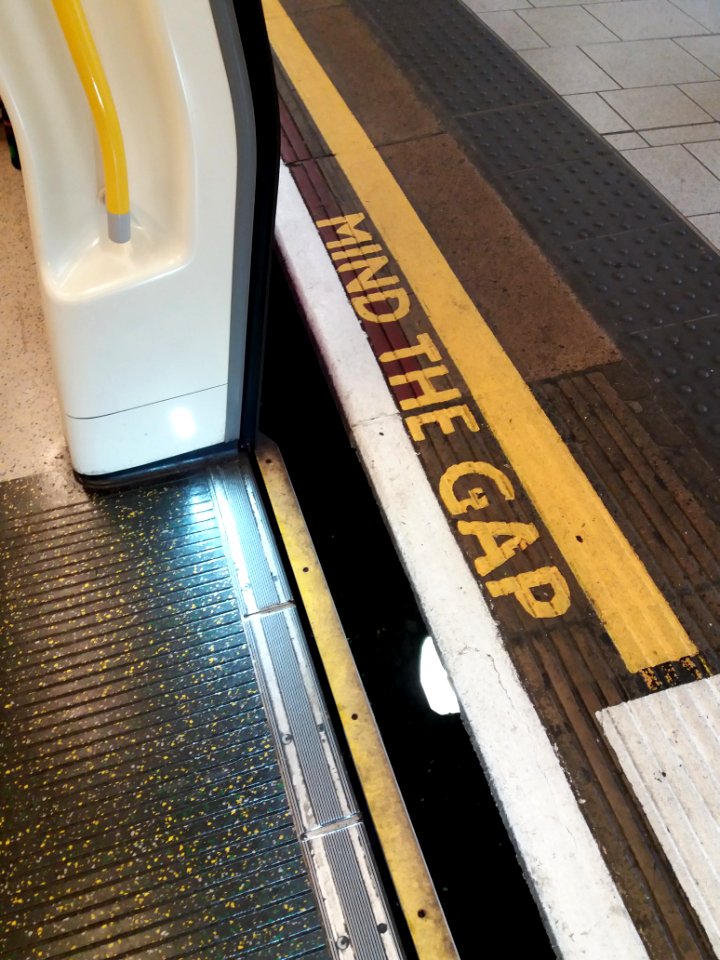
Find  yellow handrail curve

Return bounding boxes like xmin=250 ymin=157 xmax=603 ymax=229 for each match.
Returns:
xmin=52 ymin=0 xmax=130 ymax=242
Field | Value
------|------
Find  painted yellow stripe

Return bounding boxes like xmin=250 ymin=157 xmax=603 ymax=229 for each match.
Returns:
xmin=263 ymin=0 xmax=696 ymax=673
xmin=256 ymin=436 xmax=459 ymax=960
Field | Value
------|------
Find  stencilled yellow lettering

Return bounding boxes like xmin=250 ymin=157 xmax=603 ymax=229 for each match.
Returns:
xmin=352 ymin=289 xmax=411 ymax=323
xmin=378 ymin=333 xmax=442 ymax=366
xmin=341 ymin=257 xmax=400 ymax=294
xmin=406 ymin=405 xmax=480 ymax=442
xmin=486 ymin=567 xmax=571 ymax=618
xmin=457 ymin=520 xmax=540 ymax=578
xmin=316 ymin=212 xmax=373 ymax=248
xmin=316 ymin=208 xmax=572 ymax=622
xmin=439 ymin=461 xmax=515 ymax=515
xmin=389 ymin=365 xmax=461 ymax=411
xmin=331 ymin=244 xmax=382 ymax=261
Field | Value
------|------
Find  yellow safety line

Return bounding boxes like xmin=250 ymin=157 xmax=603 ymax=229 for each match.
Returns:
xmin=52 ymin=0 xmax=130 ymax=238
xmin=255 ymin=436 xmax=460 ymax=960
xmin=262 ymin=0 xmax=697 ymax=674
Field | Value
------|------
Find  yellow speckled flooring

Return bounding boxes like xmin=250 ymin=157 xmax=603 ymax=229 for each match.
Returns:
xmin=0 ymin=465 xmax=333 ymax=959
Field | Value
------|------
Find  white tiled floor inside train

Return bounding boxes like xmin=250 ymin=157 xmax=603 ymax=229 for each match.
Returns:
xmin=462 ymin=0 xmax=720 ymax=250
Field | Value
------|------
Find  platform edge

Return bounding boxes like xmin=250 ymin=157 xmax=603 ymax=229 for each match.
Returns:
xmin=275 ymin=159 xmax=650 ymax=960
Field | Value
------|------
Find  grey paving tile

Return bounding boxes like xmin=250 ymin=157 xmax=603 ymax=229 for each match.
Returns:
xmin=641 ymin=122 xmax=720 ymax=145
xmin=478 ymin=10 xmax=547 ymax=48
xmin=676 ymin=37 xmax=720 ymax=75
xmin=520 ymin=46 xmax=619 ymax=94
xmin=518 ymin=6 xmax=617 ymax=44
xmin=668 ymin=0 xmax=720 ymax=31
xmin=585 ymin=0 xmax=710 ymax=40
xmin=689 ymin=212 xmax=720 ymax=250
xmin=623 ymin=144 xmax=720 ymax=215
xmin=607 ymin=131 xmax=647 ymax=148
xmin=601 ymin=86 xmax=712 ymax=128
xmin=462 ymin=0 xmax=531 ymax=11
xmin=687 ymin=139 xmax=720 ymax=177
xmin=582 ymin=38 xmax=718 ymax=86
xmin=680 ymin=81 xmax=720 ymax=120
xmin=564 ymin=91 xmax=631 ymax=132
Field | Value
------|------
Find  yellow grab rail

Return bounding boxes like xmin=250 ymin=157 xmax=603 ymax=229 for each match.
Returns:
xmin=52 ymin=0 xmax=130 ymax=242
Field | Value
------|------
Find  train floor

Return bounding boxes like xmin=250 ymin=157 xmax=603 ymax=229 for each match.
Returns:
xmin=267 ymin=0 xmax=720 ymax=958
xmin=0 ymin=449 xmax=414 ymax=960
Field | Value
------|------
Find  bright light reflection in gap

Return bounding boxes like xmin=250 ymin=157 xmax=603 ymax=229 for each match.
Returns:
xmin=420 ymin=636 xmax=460 ymax=716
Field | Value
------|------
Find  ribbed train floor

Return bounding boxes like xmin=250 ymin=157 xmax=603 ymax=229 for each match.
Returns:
xmin=0 ymin=460 xmax=330 ymax=960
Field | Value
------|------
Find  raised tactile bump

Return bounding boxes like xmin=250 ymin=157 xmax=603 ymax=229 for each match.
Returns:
xmin=504 ymin=155 xmax=675 ymax=244
xmin=630 ymin=318 xmax=720 ymax=439
xmin=350 ymin=0 xmax=551 ymax=115
xmin=564 ymin=225 xmax=720 ymax=334
xmin=459 ymin=101 xmax=605 ymax=174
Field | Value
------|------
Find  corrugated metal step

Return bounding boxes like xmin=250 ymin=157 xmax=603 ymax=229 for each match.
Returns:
xmin=0 ymin=457 xmax=402 ymax=960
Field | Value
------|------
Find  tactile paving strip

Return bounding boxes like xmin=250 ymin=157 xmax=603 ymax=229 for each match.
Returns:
xmin=630 ymin=317 xmax=720 ymax=442
xmin=564 ymin=224 xmax=720 ymax=332
xmin=503 ymin=155 xmax=676 ymax=244
xmin=564 ymin=227 xmax=720 ymax=442
xmin=0 ymin=473 xmax=330 ymax=960
xmin=457 ymin=100 xmax=605 ymax=175
xmin=349 ymin=0 xmax=551 ymax=116
xmin=346 ymin=0 xmax=720 ymax=456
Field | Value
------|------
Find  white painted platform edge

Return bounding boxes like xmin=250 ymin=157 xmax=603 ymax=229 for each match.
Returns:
xmin=275 ymin=161 xmax=649 ymax=960
xmin=599 ymin=676 xmax=720 ymax=956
